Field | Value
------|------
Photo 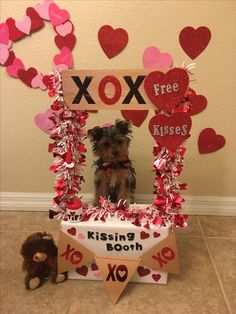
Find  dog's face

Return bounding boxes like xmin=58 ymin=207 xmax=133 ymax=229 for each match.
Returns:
xmin=88 ymin=120 xmax=132 ymax=162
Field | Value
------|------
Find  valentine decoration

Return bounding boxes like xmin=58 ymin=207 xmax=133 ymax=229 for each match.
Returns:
xmin=98 ymin=25 xmax=129 ymax=59
xmin=121 ymin=110 xmax=149 ymax=127
xmin=143 ymin=46 xmax=173 ymax=69
xmin=198 ymin=128 xmax=226 ymax=154
xmin=1 ymin=0 xmax=75 ymax=90
xmin=179 ymin=26 xmax=211 ymax=59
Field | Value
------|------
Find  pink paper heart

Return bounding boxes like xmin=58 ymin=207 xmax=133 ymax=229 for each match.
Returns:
xmin=49 ymin=3 xmax=70 ymax=26
xmin=34 ymin=0 xmax=53 ymax=20
xmin=0 ymin=47 xmax=9 ymax=65
xmin=34 ymin=109 xmax=54 ymax=133
xmin=15 ymin=16 xmax=31 ymax=35
xmin=143 ymin=46 xmax=173 ymax=68
xmin=78 ymin=232 xmax=85 ymax=240
xmin=55 ymin=21 xmax=73 ymax=36
xmin=31 ymin=73 xmax=47 ymax=90
xmin=94 ymin=272 xmax=101 ymax=279
xmin=0 ymin=23 xmax=9 ymax=44
xmin=6 ymin=58 xmax=25 ymax=77
xmin=53 ymin=63 xmax=68 ymax=72
xmin=0 ymin=40 xmax=12 ymax=50
xmin=53 ymin=47 xmax=72 ymax=67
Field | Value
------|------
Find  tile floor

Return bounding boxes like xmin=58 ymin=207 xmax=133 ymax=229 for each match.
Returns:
xmin=0 ymin=212 xmax=235 ymax=314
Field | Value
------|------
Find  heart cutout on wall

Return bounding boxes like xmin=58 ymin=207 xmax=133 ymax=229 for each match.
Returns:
xmin=179 ymin=26 xmax=211 ymax=59
xmin=143 ymin=46 xmax=173 ymax=68
xmin=144 ymin=68 xmax=189 ymax=113
xmin=149 ymin=112 xmax=192 ymax=151
xmin=98 ymin=24 xmax=129 ymax=59
xmin=198 ymin=128 xmax=226 ymax=154
xmin=121 ymin=110 xmax=149 ymax=127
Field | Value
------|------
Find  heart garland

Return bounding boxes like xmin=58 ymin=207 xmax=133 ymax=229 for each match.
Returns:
xmin=0 ymin=0 xmax=75 ymax=90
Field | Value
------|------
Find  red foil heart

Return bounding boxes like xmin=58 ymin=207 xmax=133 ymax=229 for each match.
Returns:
xmin=179 ymin=26 xmax=211 ymax=59
xmin=121 ymin=110 xmax=149 ymax=127
xmin=198 ymin=128 xmax=226 ymax=154
xmin=98 ymin=24 xmax=129 ymax=59
xmin=144 ymin=68 xmax=189 ymax=112
xmin=149 ymin=112 xmax=192 ymax=151
xmin=189 ymin=94 xmax=207 ymax=116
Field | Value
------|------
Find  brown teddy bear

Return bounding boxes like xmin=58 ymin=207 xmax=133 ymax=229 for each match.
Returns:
xmin=20 ymin=232 xmax=67 ymax=290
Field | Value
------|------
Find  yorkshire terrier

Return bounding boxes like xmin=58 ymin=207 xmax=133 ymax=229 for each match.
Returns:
xmin=88 ymin=120 xmax=136 ymax=206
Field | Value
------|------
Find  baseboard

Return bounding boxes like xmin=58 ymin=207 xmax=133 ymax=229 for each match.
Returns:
xmin=0 ymin=192 xmax=236 ymax=216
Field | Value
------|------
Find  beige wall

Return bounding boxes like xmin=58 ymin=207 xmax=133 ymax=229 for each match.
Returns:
xmin=1 ymin=0 xmax=236 ymax=197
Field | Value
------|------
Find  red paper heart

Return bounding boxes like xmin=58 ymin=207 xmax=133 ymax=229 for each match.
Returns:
xmin=26 ymin=7 xmax=44 ymax=32
xmin=18 ymin=67 xmax=38 ymax=87
xmin=121 ymin=110 xmax=149 ymax=127
xmin=3 ymin=51 xmax=15 ymax=67
xmin=189 ymin=94 xmax=207 ymax=116
xmin=198 ymin=128 xmax=226 ymax=154
xmin=153 ymin=232 xmax=160 ymax=238
xmin=67 ymin=227 xmax=76 ymax=236
xmin=137 ymin=266 xmax=151 ymax=277
xmin=179 ymin=26 xmax=211 ymax=59
xmin=98 ymin=25 xmax=129 ymax=59
xmin=149 ymin=112 xmax=192 ymax=151
xmin=144 ymin=68 xmax=189 ymax=112
xmin=6 ymin=18 xmax=26 ymax=41
xmin=55 ymin=33 xmax=76 ymax=50
xmin=76 ymin=265 xmax=88 ymax=277
xmin=140 ymin=231 xmax=150 ymax=240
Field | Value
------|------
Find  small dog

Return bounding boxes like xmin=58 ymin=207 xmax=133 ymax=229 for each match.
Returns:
xmin=88 ymin=120 xmax=136 ymax=205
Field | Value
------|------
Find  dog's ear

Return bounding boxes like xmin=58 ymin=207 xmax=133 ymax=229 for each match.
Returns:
xmin=115 ymin=120 xmax=132 ymax=135
xmin=87 ymin=126 xmax=103 ymax=142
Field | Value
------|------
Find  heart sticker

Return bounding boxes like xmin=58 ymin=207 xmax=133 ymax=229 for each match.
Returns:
xmin=149 ymin=112 xmax=192 ymax=151
xmin=140 ymin=231 xmax=150 ymax=240
xmin=67 ymin=227 xmax=76 ymax=236
xmin=76 ymin=265 xmax=88 ymax=277
xmin=91 ymin=263 xmax=99 ymax=271
xmin=179 ymin=26 xmax=211 ymax=59
xmin=98 ymin=24 xmax=129 ymax=59
xmin=144 ymin=68 xmax=189 ymax=112
xmin=121 ymin=110 xmax=149 ymax=127
xmin=137 ymin=266 xmax=151 ymax=277
xmin=143 ymin=46 xmax=173 ymax=69
xmin=198 ymin=128 xmax=226 ymax=154
xmin=152 ymin=273 xmax=161 ymax=282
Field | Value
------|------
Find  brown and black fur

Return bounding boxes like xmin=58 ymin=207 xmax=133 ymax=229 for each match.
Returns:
xmin=88 ymin=120 xmax=136 ymax=205
xmin=20 ymin=232 xmax=67 ymax=290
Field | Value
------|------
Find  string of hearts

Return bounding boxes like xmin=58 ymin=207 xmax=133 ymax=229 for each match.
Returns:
xmin=0 ymin=0 xmax=76 ymax=90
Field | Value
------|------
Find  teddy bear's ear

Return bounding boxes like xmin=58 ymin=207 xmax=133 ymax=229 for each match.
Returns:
xmin=115 ymin=119 xmax=132 ymax=135
xmin=87 ymin=126 xmax=103 ymax=142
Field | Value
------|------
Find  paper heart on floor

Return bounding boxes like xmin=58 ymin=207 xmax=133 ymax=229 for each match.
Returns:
xmin=15 ymin=16 xmax=32 ymax=35
xmin=0 ymin=23 xmax=9 ymax=44
xmin=18 ymin=67 xmax=38 ymax=87
xmin=49 ymin=3 xmax=70 ymax=26
xmin=179 ymin=26 xmax=211 ymax=59
xmin=144 ymin=68 xmax=189 ymax=112
xmin=98 ymin=24 xmax=129 ymax=59
xmin=189 ymin=94 xmax=207 ymax=116
xmin=53 ymin=46 xmax=72 ymax=67
xmin=198 ymin=128 xmax=226 ymax=154
xmin=143 ymin=46 xmax=173 ymax=68
xmin=149 ymin=112 xmax=192 ymax=151
xmin=34 ymin=108 xmax=54 ymax=133
xmin=55 ymin=34 xmax=76 ymax=50
xmin=137 ymin=266 xmax=151 ymax=277
xmin=121 ymin=110 xmax=149 ymax=127
xmin=55 ymin=21 xmax=73 ymax=36
xmin=76 ymin=265 xmax=88 ymax=277
xmin=26 ymin=7 xmax=44 ymax=32
xmin=6 ymin=58 xmax=25 ymax=77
